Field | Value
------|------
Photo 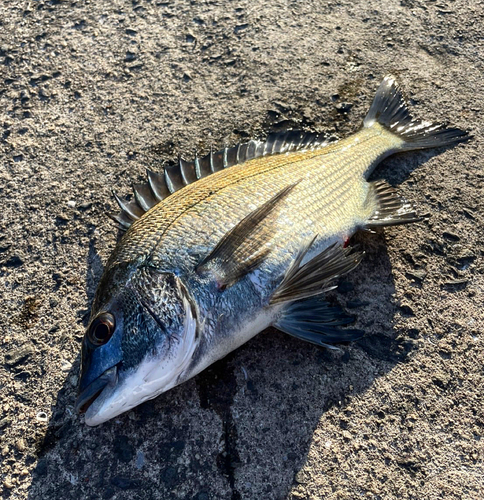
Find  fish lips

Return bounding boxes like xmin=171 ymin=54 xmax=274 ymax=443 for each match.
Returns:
xmin=75 ymin=366 xmax=118 ymax=416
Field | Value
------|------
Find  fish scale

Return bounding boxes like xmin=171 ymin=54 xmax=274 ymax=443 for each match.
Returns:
xmin=113 ymin=125 xmax=399 ymax=274
xmin=76 ymin=76 xmax=469 ymax=425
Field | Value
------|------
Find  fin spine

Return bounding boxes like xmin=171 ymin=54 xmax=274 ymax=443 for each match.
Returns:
xmin=271 ymin=238 xmax=364 ymax=305
xmin=366 ymin=180 xmax=422 ymax=228
xmin=110 ymin=131 xmax=332 ymax=231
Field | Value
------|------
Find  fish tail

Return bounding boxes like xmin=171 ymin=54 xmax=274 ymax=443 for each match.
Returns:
xmin=364 ymin=75 xmax=470 ymax=150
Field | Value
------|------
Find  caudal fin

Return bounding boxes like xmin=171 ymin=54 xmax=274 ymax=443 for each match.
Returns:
xmin=364 ymin=75 xmax=470 ymax=150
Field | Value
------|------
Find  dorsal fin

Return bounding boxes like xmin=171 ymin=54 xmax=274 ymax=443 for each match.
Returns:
xmin=111 ymin=130 xmax=332 ymax=231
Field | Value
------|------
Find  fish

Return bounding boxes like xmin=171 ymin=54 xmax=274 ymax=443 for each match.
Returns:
xmin=75 ymin=76 xmax=469 ymax=426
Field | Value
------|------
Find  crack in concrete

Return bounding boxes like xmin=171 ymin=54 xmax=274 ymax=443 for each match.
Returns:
xmin=196 ymin=355 xmax=241 ymax=499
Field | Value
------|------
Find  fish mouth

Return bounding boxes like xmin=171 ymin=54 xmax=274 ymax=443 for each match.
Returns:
xmin=75 ymin=366 xmax=118 ymax=415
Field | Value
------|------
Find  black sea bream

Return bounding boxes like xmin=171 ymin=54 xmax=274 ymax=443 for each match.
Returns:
xmin=76 ymin=76 xmax=468 ymax=425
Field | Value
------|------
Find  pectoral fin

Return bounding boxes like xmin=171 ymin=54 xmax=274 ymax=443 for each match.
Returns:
xmin=196 ymin=184 xmax=298 ymax=289
xmin=273 ymin=297 xmax=364 ymax=349
xmin=270 ymin=237 xmax=364 ymax=305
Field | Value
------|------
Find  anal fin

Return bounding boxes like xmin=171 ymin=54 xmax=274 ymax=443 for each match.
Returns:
xmin=366 ymin=180 xmax=421 ymax=228
xmin=273 ymin=297 xmax=364 ymax=349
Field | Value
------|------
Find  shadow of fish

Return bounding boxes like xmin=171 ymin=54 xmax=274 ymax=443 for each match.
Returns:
xmin=75 ymin=76 xmax=469 ymax=426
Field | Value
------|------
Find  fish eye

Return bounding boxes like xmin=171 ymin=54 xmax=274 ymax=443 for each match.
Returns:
xmin=88 ymin=312 xmax=116 ymax=346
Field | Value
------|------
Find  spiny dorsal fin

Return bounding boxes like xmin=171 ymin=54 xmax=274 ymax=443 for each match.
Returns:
xmin=195 ymin=183 xmax=298 ymax=289
xmin=111 ymin=130 xmax=332 ymax=231
xmin=270 ymin=237 xmax=364 ymax=305
xmin=365 ymin=180 xmax=421 ymax=228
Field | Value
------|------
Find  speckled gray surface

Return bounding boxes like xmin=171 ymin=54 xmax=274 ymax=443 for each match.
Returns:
xmin=1 ymin=1 xmax=483 ymax=499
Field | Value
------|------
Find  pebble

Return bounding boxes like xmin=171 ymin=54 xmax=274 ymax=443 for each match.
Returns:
xmin=443 ymin=278 xmax=468 ymax=287
xmin=443 ymin=231 xmax=460 ymax=242
xmin=36 ymin=411 xmax=48 ymax=423
xmin=56 ymin=213 xmax=70 ymax=223
xmin=67 ymin=200 xmax=76 ymax=208
xmin=78 ymin=202 xmax=92 ymax=211
xmin=336 ymin=102 xmax=353 ymax=113
xmin=399 ymin=304 xmax=415 ymax=316
xmin=16 ymin=438 xmax=26 ymax=452
xmin=295 ymin=470 xmax=308 ymax=484
xmin=4 ymin=254 xmax=23 ymax=268
xmin=61 ymin=359 xmax=73 ymax=372
xmin=3 ymin=479 xmax=14 ymax=489
xmin=135 ymin=451 xmax=144 ymax=469
xmin=407 ymin=269 xmax=427 ymax=282
xmin=4 ymin=343 xmax=35 ymax=367
xmin=0 ymin=415 xmax=11 ymax=429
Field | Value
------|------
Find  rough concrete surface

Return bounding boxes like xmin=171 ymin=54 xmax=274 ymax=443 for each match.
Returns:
xmin=0 ymin=0 xmax=483 ymax=499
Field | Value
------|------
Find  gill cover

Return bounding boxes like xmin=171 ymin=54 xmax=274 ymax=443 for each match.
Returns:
xmin=77 ymin=267 xmax=199 ymax=425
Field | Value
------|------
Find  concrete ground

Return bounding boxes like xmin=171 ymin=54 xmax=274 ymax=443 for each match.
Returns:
xmin=0 ymin=0 xmax=483 ymax=499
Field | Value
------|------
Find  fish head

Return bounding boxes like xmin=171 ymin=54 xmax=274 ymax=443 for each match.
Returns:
xmin=76 ymin=265 xmax=199 ymax=426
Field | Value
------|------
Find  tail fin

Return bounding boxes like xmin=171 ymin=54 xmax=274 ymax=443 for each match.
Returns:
xmin=364 ymin=75 xmax=470 ymax=150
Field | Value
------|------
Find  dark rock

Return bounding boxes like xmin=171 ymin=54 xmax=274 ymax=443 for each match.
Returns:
xmin=346 ymin=300 xmax=370 ymax=308
xmin=406 ymin=269 xmax=427 ymax=282
xmin=35 ymin=459 xmax=48 ymax=476
xmin=78 ymin=202 xmax=92 ymax=211
xmin=55 ymin=213 xmax=70 ymax=224
xmin=101 ymin=487 xmax=115 ymax=499
xmin=161 ymin=466 xmax=178 ymax=488
xmin=407 ymin=328 xmax=419 ymax=339
xmin=4 ymin=343 xmax=35 ymax=367
xmin=234 ymin=24 xmax=249 ymax=34
xmin=399 ymin=304 xmax=415 ymax=316
xmin=336 ymin=102 xmax=353 ymax=113
xmin=0 ymin=416 xmax=12 ymax=429
xmin=456 ymin=255 xmax=475 ymax=270
xmin=113 ymin=435 xmax=135 ymax=463
xmin=4 ymin=254 xmax=23 ymax=267
xmin=338 ymin=280 xmax=354 ymax=293
xmin=157 ymin=439 xmax=186 ymax=462
xmin=13 ymin=370 xmax=31 ymax=381
xmin=443 ymin=231 xmax=460 ymax=241
xmin=193 ymin=492 xmax=209 ymax=500
xmin=442 ymin=279 xmax=468 ymax=291
xmin=110 ymin=476 xmax=141 ymax=490
xmin=125 ymin=51 xmax=137 ymax=62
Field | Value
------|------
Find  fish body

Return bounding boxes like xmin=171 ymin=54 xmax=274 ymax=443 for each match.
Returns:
xmin=76 ymin=76 xmax=468 ymax=425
